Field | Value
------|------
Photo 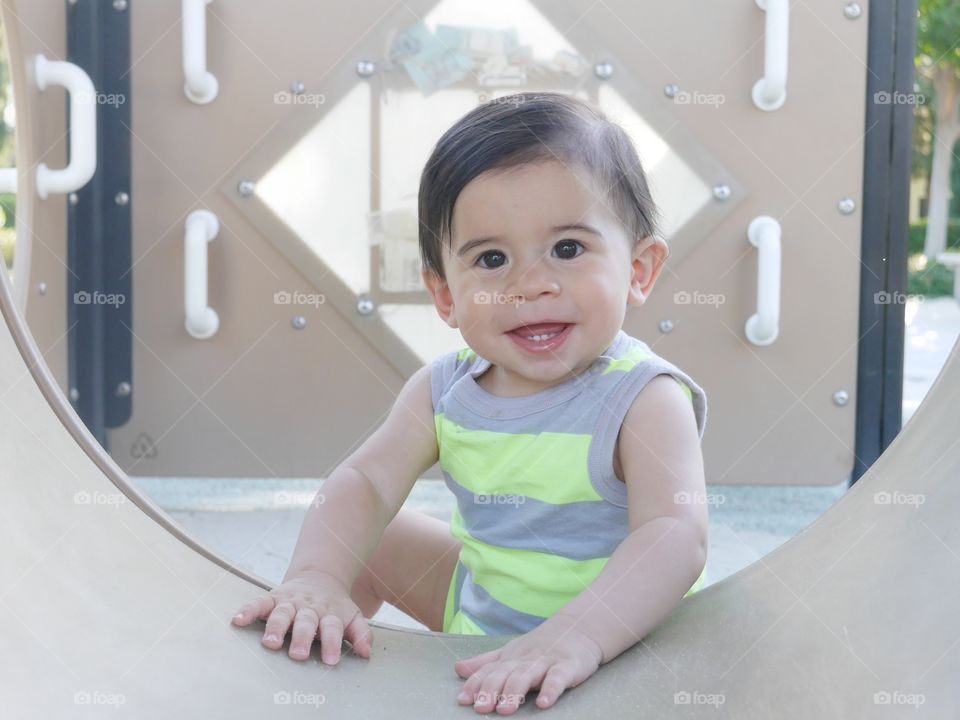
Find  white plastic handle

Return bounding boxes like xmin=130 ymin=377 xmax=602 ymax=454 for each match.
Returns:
xmin=745 ymin=215 xmax=781 ymax=346
xmin=184 ymin=210 xmax=220 ymax=339
xmin=34 ymin=55 xmax=98 ymax=199
xmin=752 ymin=0 xmax=789 ymax=111
xmin=182 ymin=0 xmax=219 ymax=104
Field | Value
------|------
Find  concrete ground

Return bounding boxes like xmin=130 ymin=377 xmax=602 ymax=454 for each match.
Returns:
xmin=130 ymin=297 xmax=960 ymax=632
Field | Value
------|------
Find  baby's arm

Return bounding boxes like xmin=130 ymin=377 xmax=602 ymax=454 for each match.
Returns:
xmin=284 ymin=363 xmax=439 ymax=584
xmin=552 ymin=373 xmax=708 ymax=663
xmin=232 ymin=363 xmax=439 ymax=662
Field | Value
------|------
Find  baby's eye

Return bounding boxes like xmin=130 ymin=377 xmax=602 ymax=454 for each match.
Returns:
xmin=554 ymin=239 xmax=584 ymax=259
xmin=475 ymin=250 xmax=506 ymax=269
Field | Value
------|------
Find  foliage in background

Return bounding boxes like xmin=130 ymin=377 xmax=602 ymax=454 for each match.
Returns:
xmin=907 ymin=221 xmax=959 ymax=298
xmin=912 ymin=72 xmax=960 ymax=218
xmin=909 ymin=219 xmax=960 ymax=255
xmin=914 ymin=0 xmax=960 ymax=260
xmin=0 ymin=21 xmax=15 ymax=269
xmin=907 ymin=254 xmax=954 ymax=297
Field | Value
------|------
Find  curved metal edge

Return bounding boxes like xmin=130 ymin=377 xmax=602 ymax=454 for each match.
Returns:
xmin=0 ymin=255 xmax=470 ymax=639
xmin=0 ymin=254 xmax=276 ymax=589
xmin=6 ymin=202 xmax=957 ymax=644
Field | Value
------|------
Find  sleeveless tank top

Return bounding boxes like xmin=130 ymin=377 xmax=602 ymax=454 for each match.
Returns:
xmin=430 ymin=328 xmax=708 ymax=636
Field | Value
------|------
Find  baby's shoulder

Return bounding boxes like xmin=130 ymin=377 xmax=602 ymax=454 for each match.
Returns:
xmin=599 ymin=332 xmax=708 ymax=441
xmin=429 ymin=344 xmax=485 ymax=412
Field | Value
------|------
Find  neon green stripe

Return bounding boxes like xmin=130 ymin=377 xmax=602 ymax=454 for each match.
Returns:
xmin=442 ymin=560 xmax=459 ymax=633
xmin=601 ymin=346 xmax=652 ymax=375
xmin=685 ymin=565 xmax=707 ymax=596
xmin=456 ymin=346 xmax=476 ymax=363
xmin=437 ymin=414 xmax=602 ymax=505
xmin=446 ymin=505 xmax=707 ymax=626
xmin=451 ymin=507 xmax=609 ymax=618
xmin=445 ymin=610 xmax=487 ymax=635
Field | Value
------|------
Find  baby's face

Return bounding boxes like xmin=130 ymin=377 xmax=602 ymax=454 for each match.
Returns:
xmin=424 ymin=159 xmax=667 ymax=389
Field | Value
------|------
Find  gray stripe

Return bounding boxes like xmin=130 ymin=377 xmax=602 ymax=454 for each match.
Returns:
xmin=456 ymin=561 xmax=548 ymax=635
xmin=588 ymin=358 xmax=708 ymax=508
xmin=433 ymin=332 xmax=706 ymax=440
xmin=438 ymin=394 xmax=601 ymax=434
xmin=444 ymin=470 xmax=628 ymax=560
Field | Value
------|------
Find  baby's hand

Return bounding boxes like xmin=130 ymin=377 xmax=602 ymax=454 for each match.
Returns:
xmin=231 ymin=569 xmax=373 ymax=665
xmin=453 ymin=614 xmax=604 ymax=714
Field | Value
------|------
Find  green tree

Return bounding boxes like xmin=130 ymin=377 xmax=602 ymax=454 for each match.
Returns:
xmin=0 ymin=21 xmax=15 ymax=268
xmin=917 ymin=0 xmax=960 ymax=259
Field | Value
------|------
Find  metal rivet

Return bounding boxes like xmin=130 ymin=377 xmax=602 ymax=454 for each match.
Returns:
xmin=713 ymin=184 xmax=731 ymax=201
xmin=356 ymin=61 xmax=376 ymax=78
xmin=113 ymin=0 xmax=128 ymax=9
xmin=291 ymin=315 xmax=307 ymax=330
xmin=659 ymin=319 xmax=674 ymax=333
xmin=37 ymin=282 xmax=47 ymax=295
xmin=833 ymin=390 xmax=849 ymax=406
xmin=843 ymin=3 xmax=861 ymax=19
xmin=663 ymin=83 xmax=679 ymax=99
xmin=237 ymin=180 xmax=255 ymax=196
xmin=290 ymin=81 xmax=305 ymax=95
xmin=356 ymin=296 xmax=375 ymax=315
xmin=594 ymin=62 xmax=614 ymax=80
xmin=115 ymin=381 xmax=131 ymax=397
xmin=69 ymin=193 xmax=79 ymax=205
xmin=838 ymin=197 xmax=856 ymax=215
xmin=114 ymin=191 xmax=129 ymax=206
xmin=69 ymin=387 xmax=79 ymax=401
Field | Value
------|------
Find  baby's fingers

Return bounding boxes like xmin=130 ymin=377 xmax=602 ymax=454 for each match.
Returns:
xmin=318 ymin=614 xmax=344 ymax=665
xmin=262 ymin=601 xmax=297 ymax=650
xmin=289 ymin=607 xmax=320 ymax=660
xmin=231 ymin=595 xmax=277 ymax=627
xmin=343 ymin=611 xmax=374 ymax=659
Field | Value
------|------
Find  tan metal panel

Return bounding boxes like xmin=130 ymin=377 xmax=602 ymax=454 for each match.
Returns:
xmin=10 ymin=1 xmax=867 ymax=484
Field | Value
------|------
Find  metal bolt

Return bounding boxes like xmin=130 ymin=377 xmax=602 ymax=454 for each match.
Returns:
xmin=115 ymin=381 xmax=131 ymax=397
xmin=833 ymin=390 xmax=849 ymax=406
xmin=37 ymin=282 xmax=47 ymax=295
xmin=237 ymin=180 xmax=255 ymax=196
xmin=114 ymin=191 xmax=129 ymax=206
xmin=356 ymin=61 xmax=376 ymax=77
xmin=69 ymin=387 xmax=79 ymax=402
xmin=594 ymin=62 xmax=614 ymax=80
xmin=843 ymin=3 xmax=861 ymax=19
xmin=663 ymin=83 xmax=679 ymax=99
xmin=290 ymin=81 xmax=305 ymax=95
xmin=713 ymin=184 xmax=731 ymax=201
xmin=659 ymin=319 xmax=674 ymax=333
xmin=838 ymin=197 xmax=856 ymax=215
xmin=291 ymin=315 xmax=306 ymax=329
xmin=69 ymin=193 xmax=79 ymax=205
xmin=356 ymin=296 xmax=375 ymax=315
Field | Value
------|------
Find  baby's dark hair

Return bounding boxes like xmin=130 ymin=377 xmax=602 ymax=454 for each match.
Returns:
xmin=418 ymin=91 xmax=661 ymax=280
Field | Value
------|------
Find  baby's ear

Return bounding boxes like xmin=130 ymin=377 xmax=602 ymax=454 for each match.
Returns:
xmin=422 ymin=268 xmax=459 ymax=328
xmin=627 ymin=236 xmax=668 ymax=306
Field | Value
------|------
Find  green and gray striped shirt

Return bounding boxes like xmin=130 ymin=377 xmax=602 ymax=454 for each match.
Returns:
xmin=432 ymin=328 xmax=708 ymax=635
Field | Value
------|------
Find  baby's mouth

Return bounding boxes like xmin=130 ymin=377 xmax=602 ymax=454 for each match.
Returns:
xmin=507 ymin=322 xmax=571 ymax=341
xmin=505 ymin=322 xmax=574 ymax=353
